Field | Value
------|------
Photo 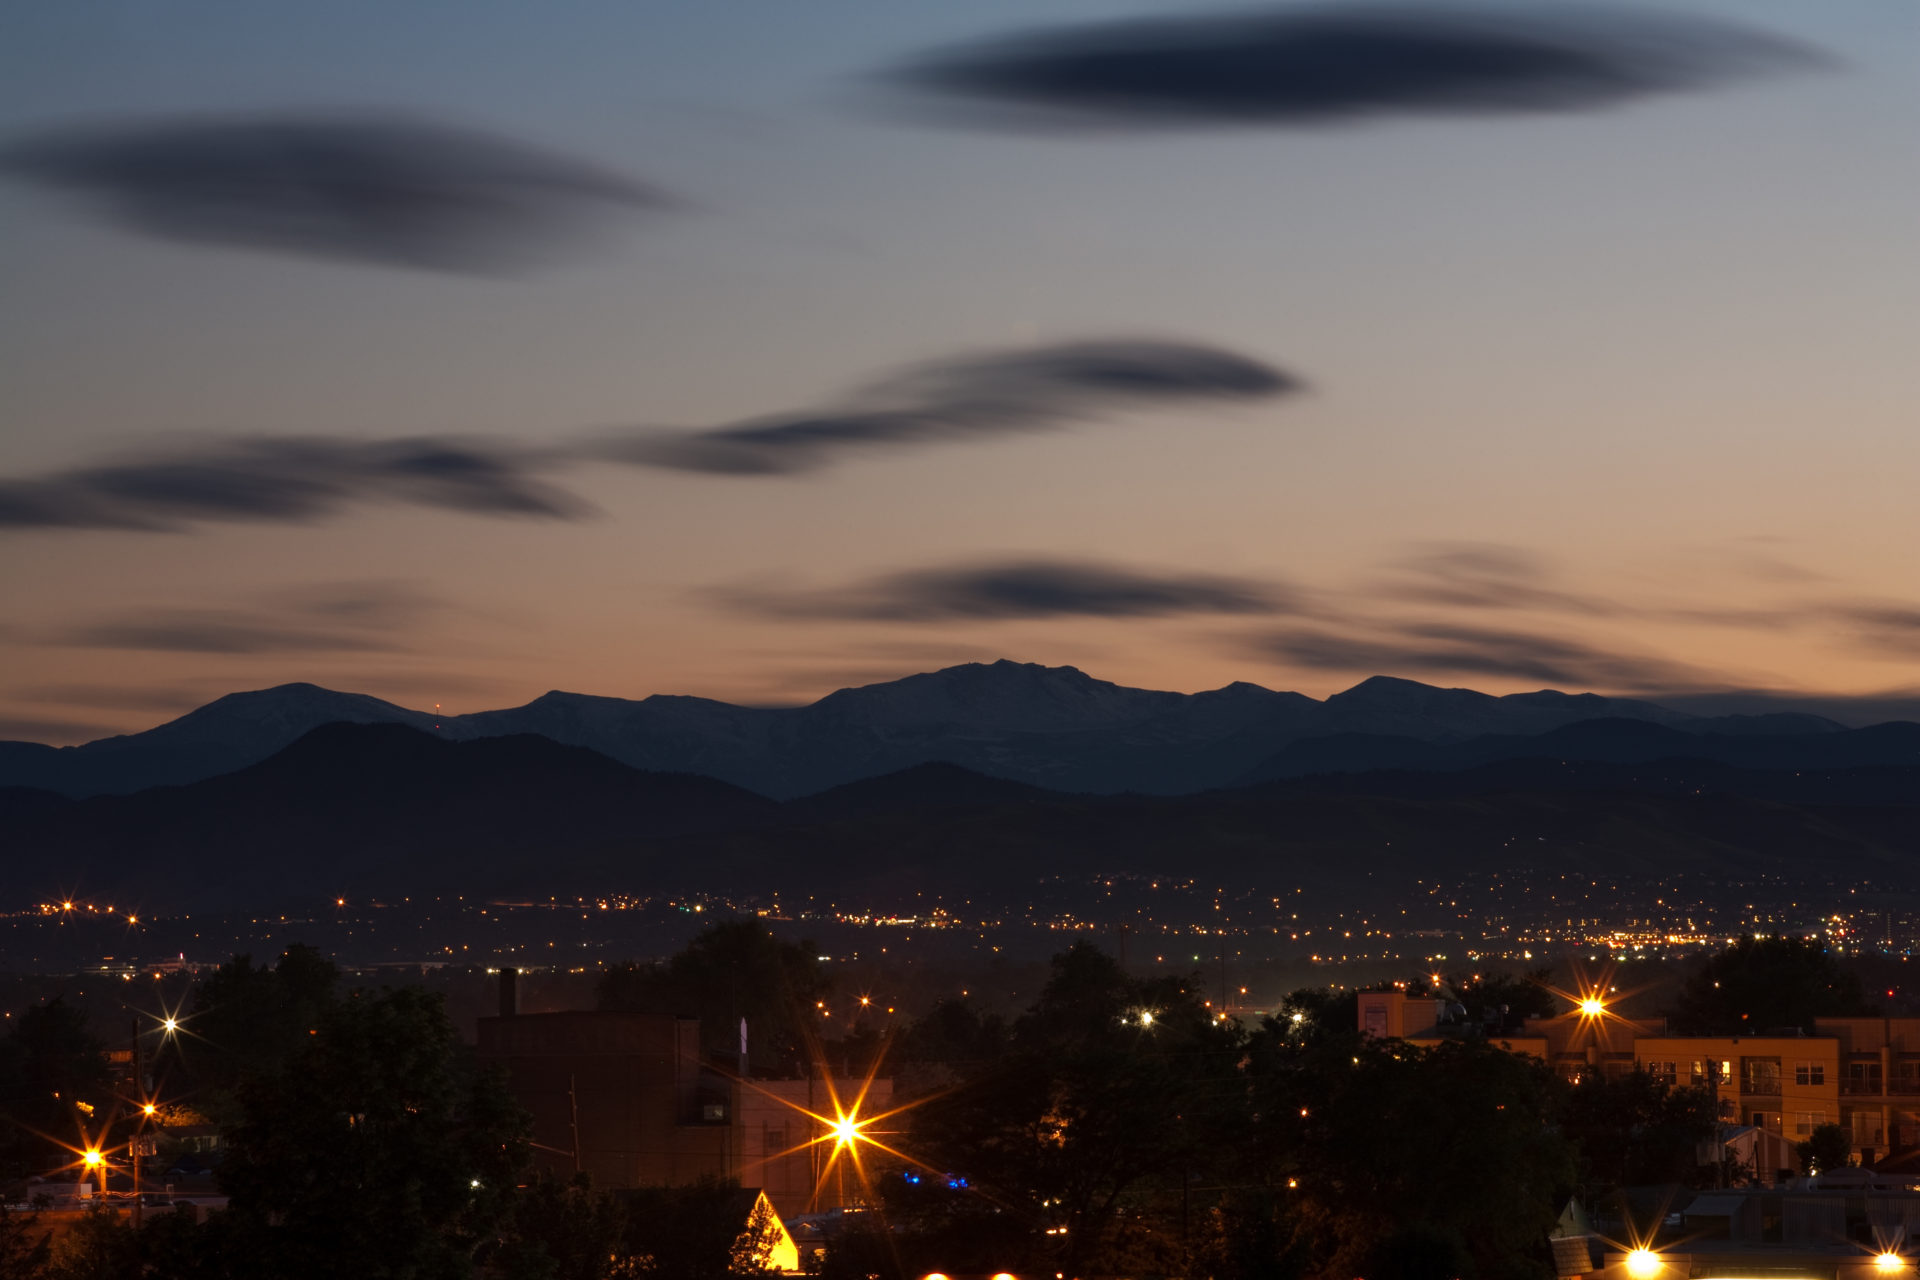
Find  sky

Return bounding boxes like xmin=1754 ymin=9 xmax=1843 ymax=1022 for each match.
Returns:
xmin=1 ymin=1 xmax=1915 ymax=743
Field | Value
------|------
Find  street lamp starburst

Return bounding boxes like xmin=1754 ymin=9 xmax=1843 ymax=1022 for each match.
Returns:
xmin=718 ymin=1030 xmax=956 ymax=1215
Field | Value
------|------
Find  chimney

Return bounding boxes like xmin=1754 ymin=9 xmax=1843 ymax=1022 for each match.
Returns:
xmin=498 ymin=967 xmax=519 ymax=1019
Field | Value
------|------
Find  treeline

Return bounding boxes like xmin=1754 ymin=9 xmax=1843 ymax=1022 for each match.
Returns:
xmin=0 ymin=927 xmax=1882 ymax=1279
xmin=0 ymin=947 xmax=789 ymax=1279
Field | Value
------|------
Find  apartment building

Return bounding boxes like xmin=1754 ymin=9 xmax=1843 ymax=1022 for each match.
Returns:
xmin=1357 ymin=992 xmax=1920 ymax=1173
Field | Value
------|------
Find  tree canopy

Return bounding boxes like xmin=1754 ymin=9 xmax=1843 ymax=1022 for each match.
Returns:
xmin=1669 ymin=934 xmax=1877 ymax=1034
xmin=596 ymin=921 xmax=829 ymax=1076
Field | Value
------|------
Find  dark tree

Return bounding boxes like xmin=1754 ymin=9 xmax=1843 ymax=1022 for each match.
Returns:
xmin=43 ymin=1206 xmax=139 ymax=1280
xmin=1560 ymin=1069 xmax=1721 ymax=1191
xmin=0 ymin=997 xmax=111 ymax=1178
xmin=1798 ymin=1123 xmax=1853 ymax=1175
xmin=182 ymin=945 xmax=341 ymax=1118
xmin=1273 ymin=986 xmax=1359 ymax=1047
xmin=216 ymin=986 xmax=530 ymax=1280
xmin=892 ymin=997 xmax=1008 ymax=1083
xmin=0 ymin=1203 xmax=53 ymax=1279
xmin=1282 ymin=1038 xmax=1574 ymax=1280
xmin=1670 ymin=935 xmax=1876 ymax=1034
xmin=597 ymin=922 xmax=829 ymax=1076
xmin=488 ymin=1173 xmax=626 ymax=1280
xmin=905 ymin=943 xmax=1245 ymax=1277
xmin=618 ymin=1178 xmax=785 ymax=1279
xmin=1445 ymin=969 xmax=1560 ymax=1025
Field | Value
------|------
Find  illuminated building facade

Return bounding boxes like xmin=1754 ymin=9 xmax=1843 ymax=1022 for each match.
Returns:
xmin=1359 ymin=993 xmax=1920 ymax=1176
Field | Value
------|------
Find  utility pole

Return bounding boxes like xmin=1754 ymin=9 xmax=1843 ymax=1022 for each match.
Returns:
xmin=568 ymin=1074 xmax=582 ymax=1176
xmin=130 ymin=1016 xmax=143 ymax=1229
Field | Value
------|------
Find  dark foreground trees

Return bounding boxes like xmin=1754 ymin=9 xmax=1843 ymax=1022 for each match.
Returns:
xmin=0 ymin=998 xmax=111 ymax=1180
xmin=1275 ymin=1037 xmax=1574 ymax=1280
xmin=890 ymin=945 xmax=1587 ymax=1280
xmin=216 ymin=985 xmax=530 ymax=1280
xmin=906 ymin=944 xmax=1246 ymax=1276
xmin=881 ymin=949 xmax=1735 ymax=1280
xmin=4 ymin=948 xmax=798 ymax=1280
xmin=1670 ymin=933 xmax=1876 ymax=1034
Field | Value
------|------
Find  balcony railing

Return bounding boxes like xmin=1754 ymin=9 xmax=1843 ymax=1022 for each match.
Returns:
xmin=1742 ymin=1079 xmax=1782 ymax=1096
xmin=1842 ymin=1079 xmax=1887 ymax=1096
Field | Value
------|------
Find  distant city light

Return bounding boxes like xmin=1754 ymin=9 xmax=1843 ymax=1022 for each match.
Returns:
xmin=1877 ymin=1255 xmax=1906 ymax=1273
xmin=81 ymin=1149 xmax=103 ymax=1168
xmin=1579 ymin=997 xmax=1606 ymax=1016
xmin=1626 ymin=1249 xmax=1661 ymax=1278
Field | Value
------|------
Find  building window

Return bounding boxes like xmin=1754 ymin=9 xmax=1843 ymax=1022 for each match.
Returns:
xmin=1743 ymin=1058 xmax=1782 ymax=1095
xmin=1646 ymin=1061 xmax=1677 ymax=1084
xmin=1794 ymin=1111 xmax=1827 ymax=1136
xmin=1795 ymin=1061 xmax=1826 ymax=1086
xmin=1846 ymin=1061 xmax=1884 ymax=1095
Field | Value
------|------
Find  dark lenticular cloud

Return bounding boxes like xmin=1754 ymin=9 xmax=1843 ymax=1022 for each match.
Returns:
xmin=598 ymin=339 xmax=1298 ymax=475
xmin=881 ymin=5 xmax=1823 ymax=130
xmin=0 ymin=114 xmax=671 ymax=271
xmin=0 ymin=436 xmax=583 ymax=532
xmin=724 ymin=558 xmax=1292 ymax=621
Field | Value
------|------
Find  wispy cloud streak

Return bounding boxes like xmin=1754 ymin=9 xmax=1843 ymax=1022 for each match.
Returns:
xmin=596 ymin=339 xmax=1299 ymax=475
xmin=0 ymin=436 xmax=581 ymax=533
